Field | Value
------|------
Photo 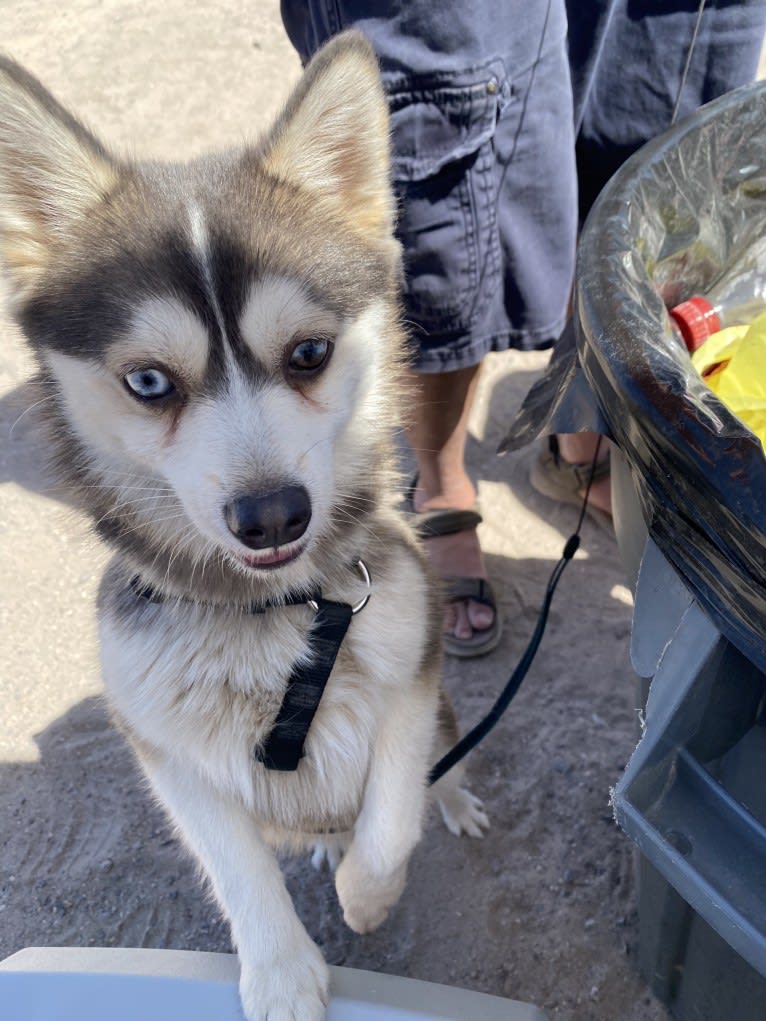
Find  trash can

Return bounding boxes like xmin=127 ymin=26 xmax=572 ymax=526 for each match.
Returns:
xmin=0 ymin=947 xmax=550 ymax=1021
xmin=503 ymin=80 xmax=766 ymax=1021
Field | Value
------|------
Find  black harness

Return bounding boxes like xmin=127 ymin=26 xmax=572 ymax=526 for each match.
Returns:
xmin=129 ymin=502 xmax=588 ymax=788
xmin=129 ymin=560 xmax=372 ymax=773
xmin=129 ymin=489 xmax=589 ymax=789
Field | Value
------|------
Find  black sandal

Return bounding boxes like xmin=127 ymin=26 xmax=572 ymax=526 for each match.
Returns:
xmin=404 ymin=480 xmax=502 ymax=658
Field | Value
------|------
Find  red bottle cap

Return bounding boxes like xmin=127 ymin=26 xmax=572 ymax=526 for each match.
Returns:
xmin=669 ymin=296 xmax=721 ymax=352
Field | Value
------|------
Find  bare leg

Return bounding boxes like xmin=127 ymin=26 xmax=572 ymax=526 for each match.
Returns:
xmin=406 ymin=362 xmax=494 ymax=642
xmin=556 ymin=431 xmax=612 ymax=515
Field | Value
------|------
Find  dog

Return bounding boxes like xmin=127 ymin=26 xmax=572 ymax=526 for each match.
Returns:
xmin=0 ymin=32 xmax=488 ymax=1021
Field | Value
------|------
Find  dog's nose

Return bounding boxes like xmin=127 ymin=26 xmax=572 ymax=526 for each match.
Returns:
xmin=224 ymin=486 xmax=312 ymax=549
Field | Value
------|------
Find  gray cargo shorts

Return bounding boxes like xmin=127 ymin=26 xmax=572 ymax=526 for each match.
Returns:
xmin=281 ymin=0 xmax=578 ymax=372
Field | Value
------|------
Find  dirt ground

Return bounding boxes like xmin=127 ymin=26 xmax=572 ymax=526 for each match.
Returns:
xmin=0 ymin=4 xmax=670 ymax=1019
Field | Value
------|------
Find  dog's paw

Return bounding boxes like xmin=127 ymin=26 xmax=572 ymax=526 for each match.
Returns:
xmin=335 ymin=851 xmax=407 ymax=934
xmin=310 ymin=833 xmax=350 ymax=872
xmin=239 ymin=937 xmax=329 ymax=1021
xmin=437 ymin=786 xmax=490 ymax=838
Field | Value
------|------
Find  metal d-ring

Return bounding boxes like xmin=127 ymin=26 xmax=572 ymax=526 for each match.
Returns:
xmin=350 ymin=558 xmax=372 ymax=614
xmin=308 ymin=558 xmax=372 ymax=615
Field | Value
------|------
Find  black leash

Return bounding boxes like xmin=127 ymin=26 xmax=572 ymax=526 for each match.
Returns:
xmin=428 ymin=437 xmax=604 ymax=786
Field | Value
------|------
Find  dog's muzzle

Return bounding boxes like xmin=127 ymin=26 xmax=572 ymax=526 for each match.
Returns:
xmin=224 ymin=485 xmax=312 ymax=550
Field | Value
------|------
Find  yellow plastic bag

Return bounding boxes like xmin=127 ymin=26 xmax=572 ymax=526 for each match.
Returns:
xmin=691 ymin=311 xmax=766 ymax=447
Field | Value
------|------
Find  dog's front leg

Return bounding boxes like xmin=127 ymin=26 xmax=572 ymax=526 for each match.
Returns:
xmin=335 ymin=682 xmax=438 ymax=934
xmin=145 ymin=754 xmax=328 ymax=1021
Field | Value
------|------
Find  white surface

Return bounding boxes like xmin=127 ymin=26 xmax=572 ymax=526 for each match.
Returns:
xmin=0 ymin=947 xmax=550 ymax=1021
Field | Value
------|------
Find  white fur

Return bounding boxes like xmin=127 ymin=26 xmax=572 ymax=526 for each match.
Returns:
xmin=119 ymin=294 xmax=213 ymax=384
xmin=238 ymin=276 xmax=339 ymax=365
xmin=99 ymin=536 xmax=444 ymax=1020
xmin=188 ymin=201 xmax=231 ymax=349
xmin=47 ymin=279 xmax=394 ymax=588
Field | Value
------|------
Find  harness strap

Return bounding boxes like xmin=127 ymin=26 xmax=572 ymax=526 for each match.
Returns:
xmin=254 ymin=598 xmax=354 ymax=771
xmin=129 ymin=561 xmax=373 ymax=774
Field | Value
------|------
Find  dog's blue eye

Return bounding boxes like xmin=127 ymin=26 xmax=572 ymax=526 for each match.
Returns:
xmin=124 ymin=368 xmax=175 ymax=401
xmin=288 ymin=338 xmax=331 ymax=373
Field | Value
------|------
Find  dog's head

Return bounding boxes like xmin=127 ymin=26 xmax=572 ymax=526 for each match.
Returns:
xmin=0 ymin=34 xmax=404 ymax=598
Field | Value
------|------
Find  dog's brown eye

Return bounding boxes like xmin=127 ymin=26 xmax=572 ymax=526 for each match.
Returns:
xmin=287 ymin=338 xmax=332 ymax=375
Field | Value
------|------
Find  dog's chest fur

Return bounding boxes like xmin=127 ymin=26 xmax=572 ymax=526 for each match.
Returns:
xmin=98 ymin=532 xmax=435 ymax=841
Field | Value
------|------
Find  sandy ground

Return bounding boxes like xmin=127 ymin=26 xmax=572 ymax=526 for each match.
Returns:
xmin=0 ymin=4 xmax=672 ymax=1019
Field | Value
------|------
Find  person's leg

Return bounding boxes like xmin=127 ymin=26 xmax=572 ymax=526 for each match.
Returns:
xmin=555 ymin=432 xmax=611 ymax=515
xmin=281 ymin=0 xmax=577 ymax=653
xmin=391 ymin=3 xmax=575 ymax=649
xmin=406 ymin=363 xmax=494 ymax=641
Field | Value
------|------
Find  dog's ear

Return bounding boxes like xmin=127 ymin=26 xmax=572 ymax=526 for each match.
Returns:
xmin=0 ymin=56 xmax=122 ymax=298
xmin=262 ymin=32 xmax=394 ymax=239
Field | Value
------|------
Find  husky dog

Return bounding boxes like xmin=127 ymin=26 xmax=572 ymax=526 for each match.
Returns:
xmin=0 ymin=33 xmax=488 ymax=1021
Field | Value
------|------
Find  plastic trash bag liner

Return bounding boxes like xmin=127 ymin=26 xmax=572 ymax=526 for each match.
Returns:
xmin=501 ymin=80 xmax=766 ymax=674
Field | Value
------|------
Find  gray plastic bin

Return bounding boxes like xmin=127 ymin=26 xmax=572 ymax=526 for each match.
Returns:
xmin=0 ymin=947 xmax=550 ymax=1021
xmin=615 ymin=511 xmax=766 ymax=1021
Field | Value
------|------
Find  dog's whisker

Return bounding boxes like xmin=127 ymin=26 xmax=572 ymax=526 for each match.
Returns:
xmin=110 ymin=512 xmax=189 ymax=540
xmin=299 ymin=434 xmax=335 ymax=460
xmin=145 ymin=530 xmax=184 ymax=582
xmin=105 ymin=495 xmax=180 ymax=508
xmin=332 ymin=490 xmax=378 ymax=503
xmin=78 ymin=483 xmax=177 ymax=493
xmin=94 ymin=474 xmax=169 ymax=483
xmin=398 ymin=446 xmax=445 ymax=455
xmin=163 ymin=527 xmax=195 ymax=590
xmin=89 ymin=501 xmax=179 ymax=531
xmin=331 ymin=511 xmax=386 ymax=543
xmin=190 ymin=539 xmax=222 ymax=591
xmin=114 ymin=499 xmax=182 ymax=513
xmin=8 ymin=394 xmax=57 ymax=437
xmin=190 ymin=544 xmax=221 ymax=590
xmin=88 ymin=465 xmax=171 ymax=479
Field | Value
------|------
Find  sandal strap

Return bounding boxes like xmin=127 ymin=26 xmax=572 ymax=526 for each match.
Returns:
xmin=568 ymin=456 xmax=611 ymax=489
xmin=404 ymin=475 xmax=483 ymax=538
xmin=414 ymin=507 xmax=483 ymax=538
xmin=444 ymin=576 xmax=496 ymax=609
xmin=548 ymin=435 xmax=610 ymax=489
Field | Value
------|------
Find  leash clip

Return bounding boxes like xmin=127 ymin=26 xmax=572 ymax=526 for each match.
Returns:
xmin=307 ymin=558 xmax=371 ymax=615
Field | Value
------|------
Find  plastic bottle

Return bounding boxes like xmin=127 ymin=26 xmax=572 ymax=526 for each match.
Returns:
xmin=669 ymin=235 xmax=766 ymax=352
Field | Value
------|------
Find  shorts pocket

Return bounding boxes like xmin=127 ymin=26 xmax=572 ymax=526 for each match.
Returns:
xmin=386 ymin=64 xmax=506 ymax=336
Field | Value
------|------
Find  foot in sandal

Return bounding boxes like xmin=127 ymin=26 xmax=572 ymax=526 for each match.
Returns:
xmin=407 ymin=479 xmax=502 ymax=658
